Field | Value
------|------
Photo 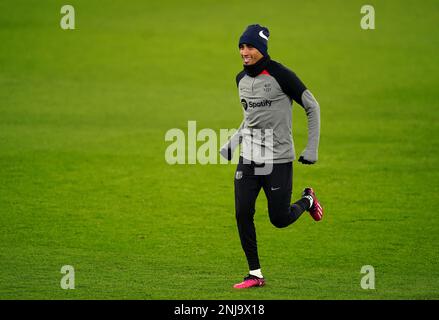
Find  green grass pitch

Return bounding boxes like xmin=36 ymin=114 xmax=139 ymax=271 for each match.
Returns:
xmin=0 ymin=0 xmax=438 ymax=299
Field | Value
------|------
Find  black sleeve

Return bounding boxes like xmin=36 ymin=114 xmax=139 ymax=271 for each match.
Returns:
xmin=266 ymin=60 xmax=307 ymax=106
xmin=236 ymin=70 xmax=246 ymax=87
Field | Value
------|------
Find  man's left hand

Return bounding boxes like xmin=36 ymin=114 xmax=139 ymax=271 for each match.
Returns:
xmin=298 ymin=149 xmax=318 ymax=164
xmin=298 ymin=156 xmax=315 ymax=165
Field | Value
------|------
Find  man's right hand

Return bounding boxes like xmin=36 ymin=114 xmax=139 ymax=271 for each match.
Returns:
xmin=219 ymin=147 xmax=233 ymax=161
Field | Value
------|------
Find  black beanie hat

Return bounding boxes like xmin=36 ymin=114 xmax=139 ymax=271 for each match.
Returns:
xmin=239 ymin=24 xmax=270 ymax=56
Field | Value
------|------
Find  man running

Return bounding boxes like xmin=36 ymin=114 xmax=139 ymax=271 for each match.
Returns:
xmin=220 ymin=24 xmax=324 ymax=289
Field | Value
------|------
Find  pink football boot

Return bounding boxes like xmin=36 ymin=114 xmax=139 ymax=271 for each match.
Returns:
xmin=233 ymin=275 xmax=266 ymax=289
xmin=303 ymin=187 xmax=324 ymax=221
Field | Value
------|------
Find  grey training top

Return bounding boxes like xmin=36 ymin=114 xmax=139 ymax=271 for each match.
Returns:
xmin=221 ymin=59 xmax=320 ymax=164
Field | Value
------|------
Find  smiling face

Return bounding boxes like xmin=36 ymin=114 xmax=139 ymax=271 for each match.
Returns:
xmin=239 ymin=43 xmax=264 ymax=66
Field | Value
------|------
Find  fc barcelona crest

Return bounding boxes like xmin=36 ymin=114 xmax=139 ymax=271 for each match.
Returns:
xmin=264 ymin=83 xmax=271 ymax=92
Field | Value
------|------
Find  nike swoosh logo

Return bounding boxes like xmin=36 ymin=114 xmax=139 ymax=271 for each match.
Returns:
xmin=271 ymin=187 xmax=280 ymax=191
xmin=259 ymin=31 xmax=268 ymax=40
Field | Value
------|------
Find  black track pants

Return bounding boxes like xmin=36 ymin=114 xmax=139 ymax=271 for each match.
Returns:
xmin=234 ymin=157 xmax=309 ymax=270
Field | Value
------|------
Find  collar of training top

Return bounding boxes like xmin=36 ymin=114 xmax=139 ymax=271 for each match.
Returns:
xmin=243 ymin=55 xmax=271 ymax=77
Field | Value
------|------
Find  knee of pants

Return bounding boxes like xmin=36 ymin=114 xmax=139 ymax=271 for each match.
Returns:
xmin=269 ymin=215 xmax=289 ymax=229
xmin=268 ymin=202 xmax=291 ymax=228
xmin=235 ymin=207 xmax=255 ymax=223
